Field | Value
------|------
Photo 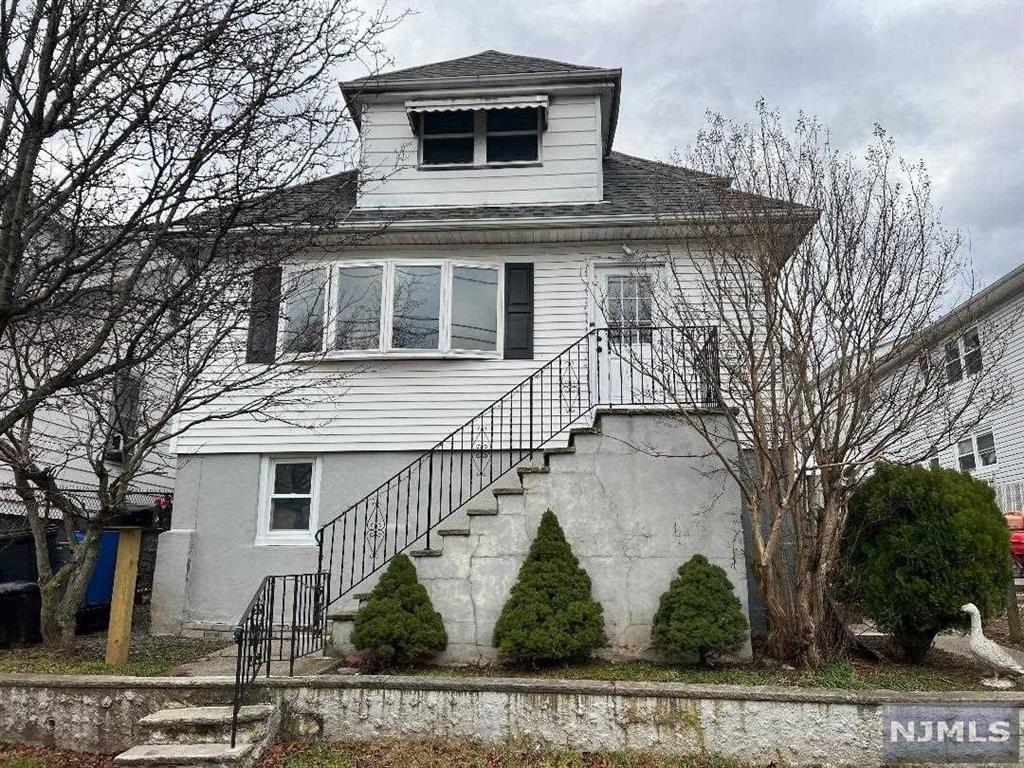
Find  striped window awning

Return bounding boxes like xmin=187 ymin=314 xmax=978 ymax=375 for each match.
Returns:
xmin=405 ymin=95 xmax=549 ymax=132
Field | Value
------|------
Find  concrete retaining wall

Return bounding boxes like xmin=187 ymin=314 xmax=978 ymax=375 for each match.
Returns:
xmin=2 ymin=673 xmax=1022 ymax=765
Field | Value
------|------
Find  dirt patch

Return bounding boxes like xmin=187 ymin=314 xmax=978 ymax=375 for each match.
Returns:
xmin=0 ymin=745 xmax=115 ymax=768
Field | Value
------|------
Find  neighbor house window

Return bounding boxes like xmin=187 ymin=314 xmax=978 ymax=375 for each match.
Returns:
xmin=607 ymin=275 xmax=654 ymax=345
xmin=958 ymin=430 xmax=997 ymax=472
xmin=420 ymin=111 xmax=475 ymax=166
xmin=104 ymin=373 xmax=142 ymax=463
xmin=944 ymin=326 xmax=982 ymax=384
xmin=258 ymin=457 xmax=320 ymax=545
xmin=419 ymin=107 xmax=542 ymax=167
xmin=282 ymin=268 xmax=327 ymax=354
xmin=486 ymin=108 xmax=540 ymax=163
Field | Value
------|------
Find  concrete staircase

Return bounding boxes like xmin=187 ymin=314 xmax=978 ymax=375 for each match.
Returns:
xmin=328 ymin=416 xmax=605 ymax=664
xmin=114 ymin=705 xmax=278 ymax=768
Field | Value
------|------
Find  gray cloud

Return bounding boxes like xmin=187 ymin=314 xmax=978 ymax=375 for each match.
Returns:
xmin=353 ymin=0 xmax=1023 ymax=286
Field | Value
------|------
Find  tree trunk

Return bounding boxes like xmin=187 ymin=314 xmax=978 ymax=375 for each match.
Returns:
xmin=37 ymin=527 xmax=104 ymax=651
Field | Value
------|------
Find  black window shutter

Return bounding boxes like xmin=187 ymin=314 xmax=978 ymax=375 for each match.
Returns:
xmin=246 ymin=265 xmax=282 ymax=363
xmin=503 ymin=263 xmax=534 ymax=360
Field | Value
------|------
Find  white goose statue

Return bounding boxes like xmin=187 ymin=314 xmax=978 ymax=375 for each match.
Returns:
xmin=961 ymin=602 xmax=1024 ymax=688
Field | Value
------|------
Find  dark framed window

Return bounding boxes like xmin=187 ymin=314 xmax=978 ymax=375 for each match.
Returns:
xmin=421 ymin=110 xmax=474 ymax=166
xmin=944 ymin=326 xmax=982 ymax=384
xmin=486 ymin=107 xmax=540 ymax=163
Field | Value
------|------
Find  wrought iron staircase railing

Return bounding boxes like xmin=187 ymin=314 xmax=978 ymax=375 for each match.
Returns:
xmin=230 ymin=325 xmax=720 ymax=741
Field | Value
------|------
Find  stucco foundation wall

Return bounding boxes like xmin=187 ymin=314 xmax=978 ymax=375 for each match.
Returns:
xmin=404 ymin=411 xmax=750 ymax=662
xmin=152 ymin=450 xmax=429 ymax=633
xmin=3 ymin=674 xmax=1022 ymax=765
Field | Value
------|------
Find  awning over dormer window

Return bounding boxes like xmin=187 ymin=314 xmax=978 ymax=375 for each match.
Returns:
xmin=405 ymin=95 xmax=549 ymax=133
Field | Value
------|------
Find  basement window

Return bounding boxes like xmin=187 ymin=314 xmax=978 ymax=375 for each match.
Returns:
xmin=257 ymin=457 xmax=320 ymax=546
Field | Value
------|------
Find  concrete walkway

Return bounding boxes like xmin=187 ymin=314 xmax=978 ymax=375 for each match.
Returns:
xmin=167 ymin=644 xmax=351 ymax=677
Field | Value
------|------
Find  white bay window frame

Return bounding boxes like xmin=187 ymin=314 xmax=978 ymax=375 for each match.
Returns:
xmin=281 ymin=260 xmax=504 ymax=359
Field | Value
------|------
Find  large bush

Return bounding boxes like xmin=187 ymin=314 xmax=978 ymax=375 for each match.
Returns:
xmin=844 ymin=463 xmax=1011 ymax=661
xmin=350 ymin=553 xmax=447 ymax=669
xmin=492 ymin=510 xmax=606 ymax=664
xmin=652 ymin=554 xmax=748 ymax=665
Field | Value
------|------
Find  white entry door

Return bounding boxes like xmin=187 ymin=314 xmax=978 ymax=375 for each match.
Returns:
xmin=591 ymin=269 xmax=656 ymax=405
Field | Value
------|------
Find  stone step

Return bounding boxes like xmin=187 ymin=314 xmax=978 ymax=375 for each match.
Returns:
xmin=138 ymin=706 xmax=273 ymax=745
xmin=114 ymin=742 xmax=255 ymax=767
xmin=466 ymin=506 xmax=498 ymax=516
xmin=438 ymin=527 xmax=471 ymax=536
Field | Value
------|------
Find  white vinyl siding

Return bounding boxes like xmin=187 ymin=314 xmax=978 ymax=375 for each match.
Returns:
xmin=930 ymin=287 xmax=1024 ymax=482
xmin=174 ymin=243 xmax=666 ymax=454
xmin=356 ymin=94 xmax=603 ymax=208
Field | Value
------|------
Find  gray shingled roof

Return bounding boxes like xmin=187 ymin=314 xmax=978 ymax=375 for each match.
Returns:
xmin=241 ymin=152 xmax=799 ymax=229
xmin=347 ymin=50 xmax=608 ymax=85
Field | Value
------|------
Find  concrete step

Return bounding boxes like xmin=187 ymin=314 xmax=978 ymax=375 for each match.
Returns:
xmin=466 ymin=506 xmax=498 ymax=516
xmin=114 ymin=742 xmax=256 ymax=767
xmin=438 ymin=527 xmax=471 ymax=536
xmin=492 ymin=485 xmax=524 ymax=497
xmin=409 ymin=548 xmax=443 ymax=557
xmin=138 ymin=706 xmax=273 ymax=745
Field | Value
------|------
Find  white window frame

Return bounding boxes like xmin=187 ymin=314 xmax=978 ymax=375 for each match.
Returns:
xmin=957 ymin=430 xmax=998 ymax=474
xmin=289 ymin=260 xmax=504 ymax=360
xmin=255 ymin=456 xmax=321 ymax=546
xmin=418 ymin=109 xmax=543 ymax=170
xmin=279 ymin=264 xmax=330 ymax=355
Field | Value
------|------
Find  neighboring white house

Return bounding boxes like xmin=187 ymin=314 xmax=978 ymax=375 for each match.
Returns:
xmin=150 ymin=50 xmax=791 ymax=662
xmin=912 ymin=263 xmax=1024 ymax=511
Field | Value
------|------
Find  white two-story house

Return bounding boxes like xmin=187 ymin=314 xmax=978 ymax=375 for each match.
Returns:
xmin=151 ymin=50 xmax=785 ymax=662
xmin=914 ymin=262 xmax=1024 ymax=511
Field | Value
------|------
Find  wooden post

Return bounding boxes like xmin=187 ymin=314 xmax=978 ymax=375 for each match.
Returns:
xmin=1007 ymin=574 xmax=1023 ymax=644
xmin=105 ymin=527 xmax=142 ymax=665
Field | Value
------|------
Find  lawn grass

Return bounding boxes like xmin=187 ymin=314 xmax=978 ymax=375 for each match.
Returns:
xmin=401 ymin=649 xmax=983 ymax=692
xmin=261 ymin=739 xmax=758 ymax=768
xmin=0 ymin=632 xmax=226 ymax=677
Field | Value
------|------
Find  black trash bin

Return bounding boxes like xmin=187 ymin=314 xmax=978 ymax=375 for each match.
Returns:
xmin=0 ymin=580 xmax=41 ymax=647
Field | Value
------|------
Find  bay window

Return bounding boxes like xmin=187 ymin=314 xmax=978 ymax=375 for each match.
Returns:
xmin=283 ymin=261 xmax=502 ymax=356
xmin=392 ymin=264 xmax=442 ymax=349
xmin=334 ymin=265 xmax=383 ymax=351
xmin=451 ymin=266 xmax=499 ymax=351
xmin=282 ymin=268 xmax=327 ymax=354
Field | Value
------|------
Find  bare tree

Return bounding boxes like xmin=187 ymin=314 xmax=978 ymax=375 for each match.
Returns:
xmin=607 ymin=103 xmax=1011 ymax=666
xmin=0 ymin=0 xmax=403 ymax=648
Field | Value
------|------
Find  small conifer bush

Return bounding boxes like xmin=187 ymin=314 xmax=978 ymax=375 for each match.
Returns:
xmin=350 ymin=553 xmax=447 ymax=670
xmin=492 ymin=510 xmax=606 ymax=664
xmin=651 ymin=554 xmax=748 ymax=666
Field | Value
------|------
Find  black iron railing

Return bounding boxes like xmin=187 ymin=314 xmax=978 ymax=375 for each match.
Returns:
xmin=230 ymin=572 xmax=327 ymax=746
xmin=315 ymin=325 xmax=719 ymax=606
xmin=231 ymin=325 xmax=719 ymax=738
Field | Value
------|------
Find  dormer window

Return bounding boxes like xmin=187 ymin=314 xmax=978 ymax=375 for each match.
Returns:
xmin=486 ymin=108 xmax=540 ymax=163
xmin=421 ymin=111 xmax=475 ymax=165
xmin=408 ymin=96 xmax=548 ymax=169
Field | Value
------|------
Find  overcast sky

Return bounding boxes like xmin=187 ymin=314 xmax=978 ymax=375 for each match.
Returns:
xmin=351 ymin=0 xmax=1023 ymax=288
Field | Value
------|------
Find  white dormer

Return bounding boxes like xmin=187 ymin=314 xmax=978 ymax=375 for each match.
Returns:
xmin=341 ymin=50 xmax=621 ymax=209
